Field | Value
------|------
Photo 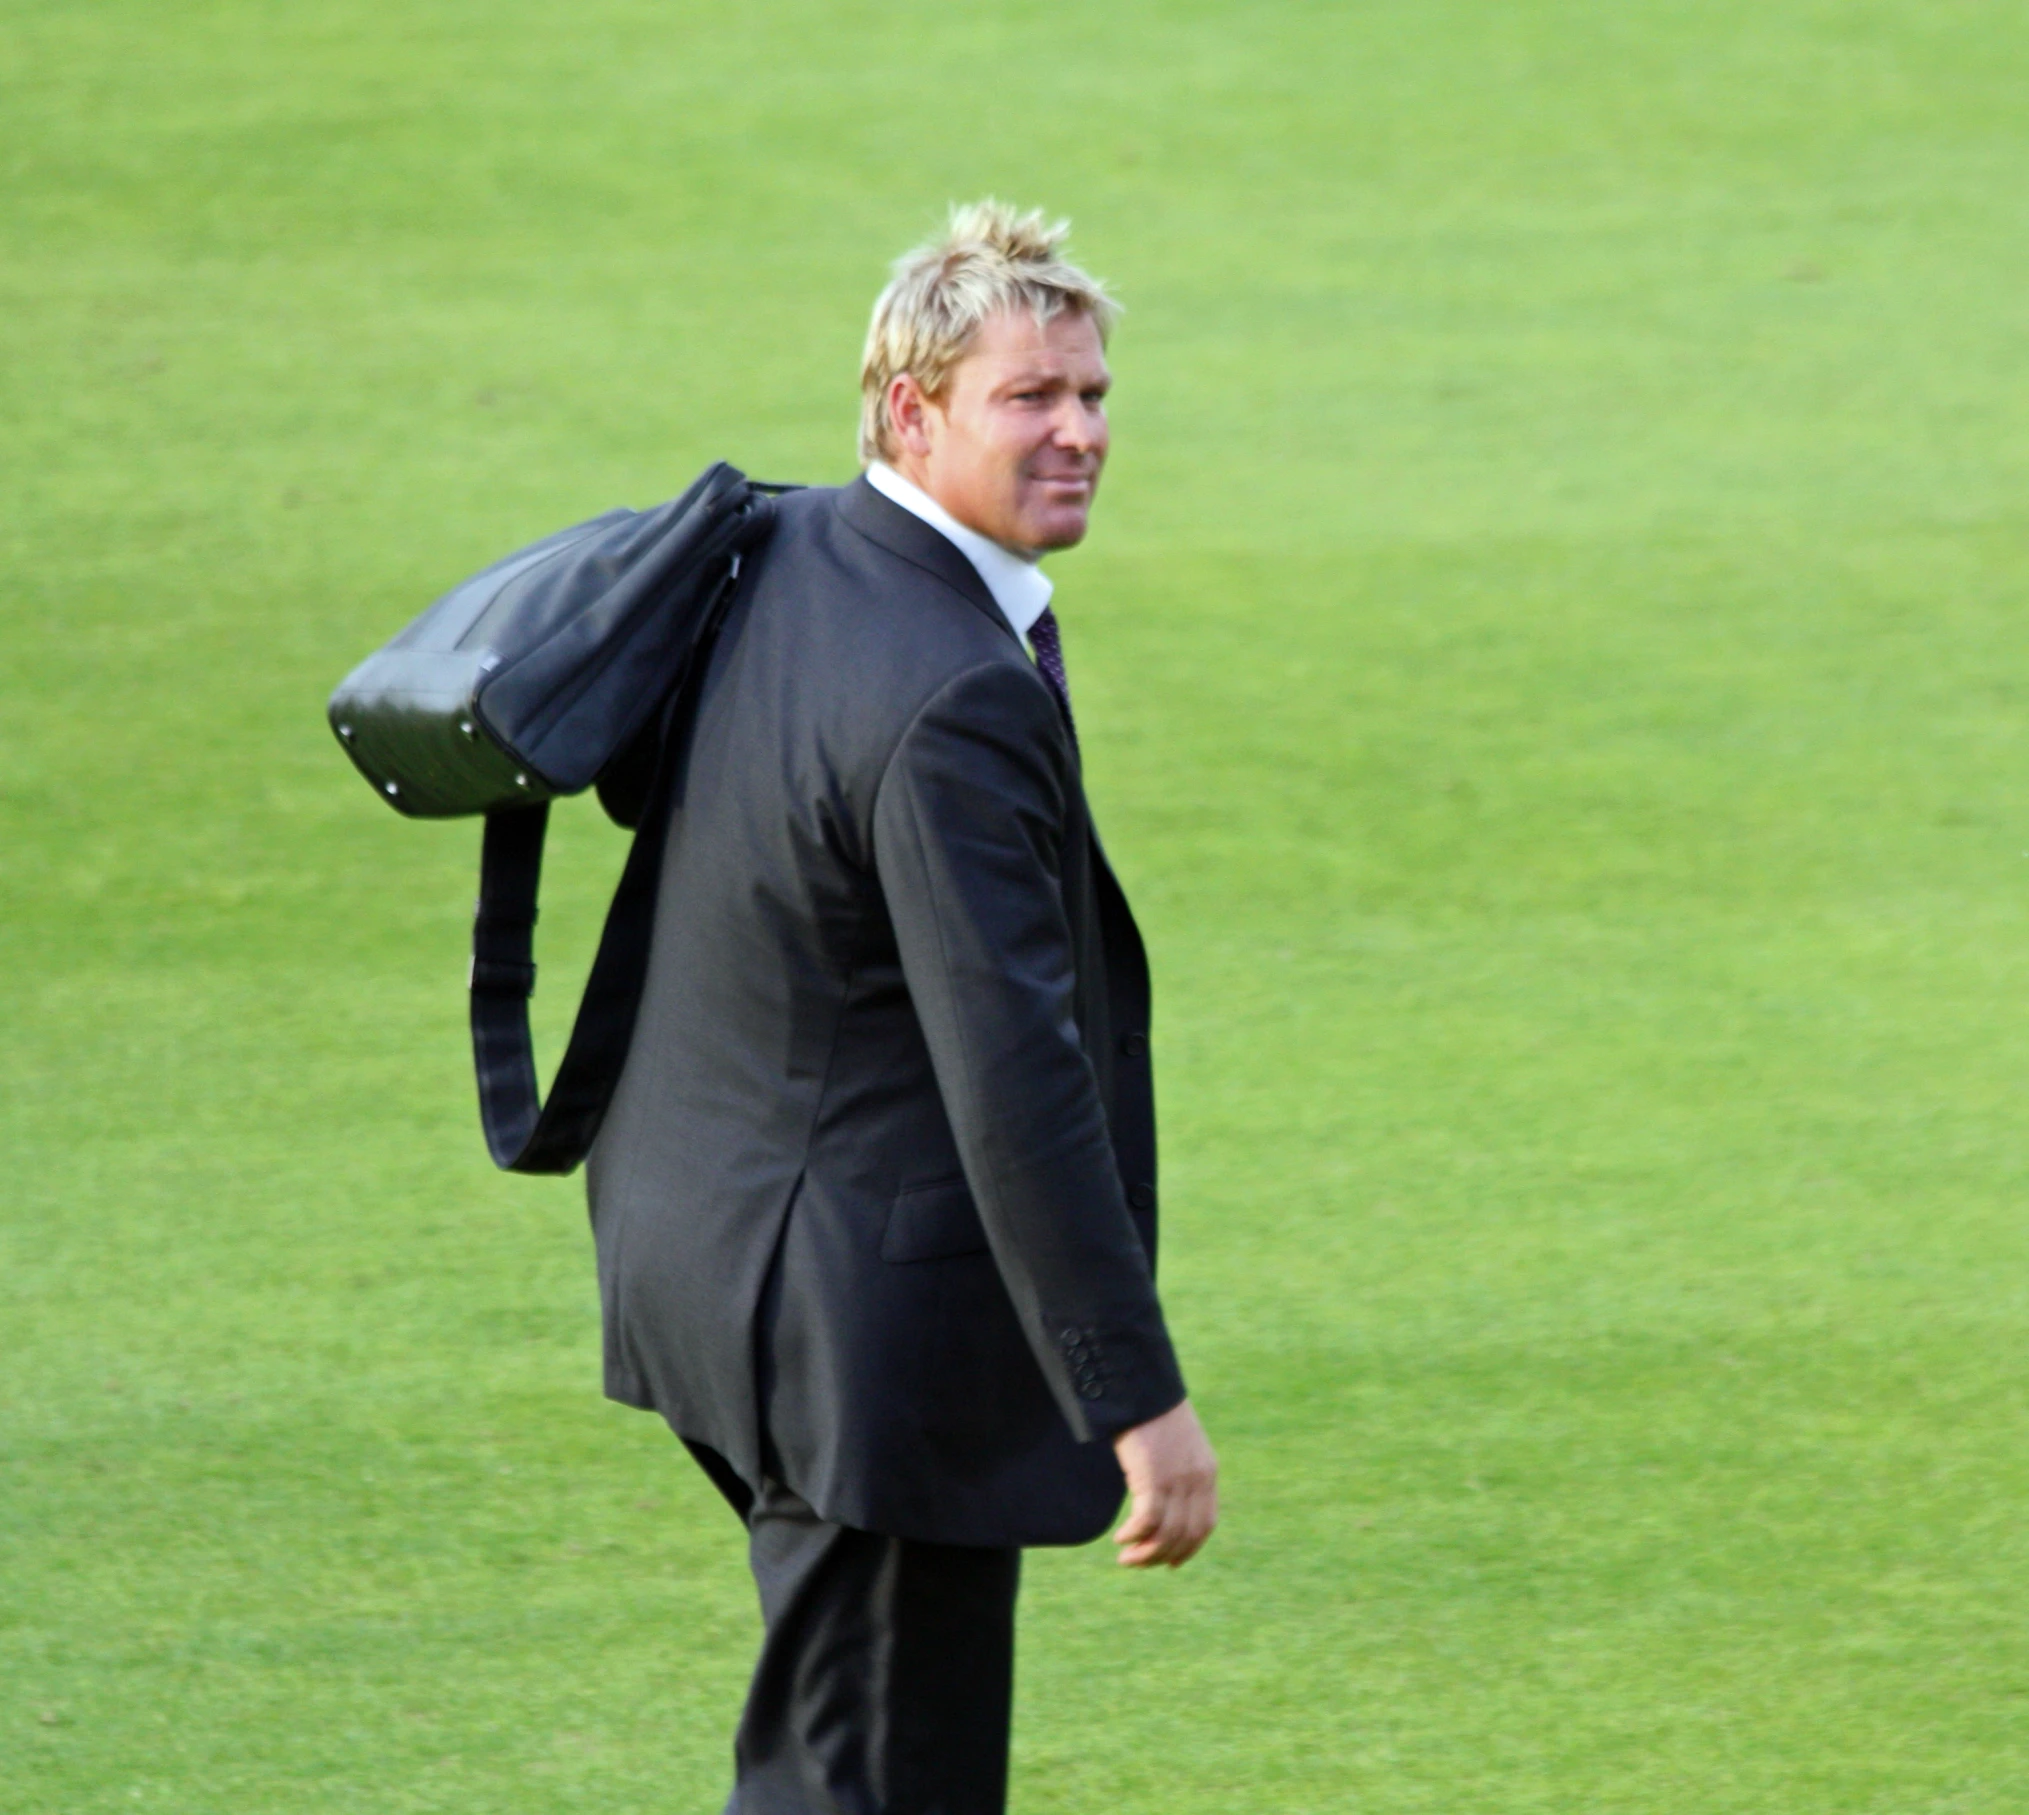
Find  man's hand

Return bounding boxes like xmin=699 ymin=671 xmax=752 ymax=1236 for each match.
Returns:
xmin=1111 ymin=1399 xmax=1218 ymax=1568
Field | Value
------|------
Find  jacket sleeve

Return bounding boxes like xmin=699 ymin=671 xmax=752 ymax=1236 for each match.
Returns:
xmin=871 ymin=658 xmax=1186 ymax=1442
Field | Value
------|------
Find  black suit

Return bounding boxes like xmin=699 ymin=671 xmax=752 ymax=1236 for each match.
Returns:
xmin=587 ymin=477 xmax=1185 ymax=1807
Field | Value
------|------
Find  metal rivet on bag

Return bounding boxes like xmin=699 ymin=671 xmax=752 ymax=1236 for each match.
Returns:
xmin=458 ymin=720 xmax=476 ymax=739
xmin=384 ymin=781 xmax=400 ymax=797
xmin=515 ymin=773 xmax=529 ymax=788
xmin=337 ymin=724 xmax=354 ymax=741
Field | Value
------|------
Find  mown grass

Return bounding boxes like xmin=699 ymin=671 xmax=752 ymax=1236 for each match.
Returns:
xmin=6 ymin=1 xmax=2029 ymax=1808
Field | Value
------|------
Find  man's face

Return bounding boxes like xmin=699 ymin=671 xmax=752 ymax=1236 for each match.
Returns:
xmin=888 ymin=307 xmax=1111 ymax=556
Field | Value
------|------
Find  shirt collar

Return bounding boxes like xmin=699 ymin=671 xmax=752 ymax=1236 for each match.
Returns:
xmin=864 ymin=462 xmax=1054 ymax=641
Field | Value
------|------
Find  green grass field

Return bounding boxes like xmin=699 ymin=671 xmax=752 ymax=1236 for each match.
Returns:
xmin=8 ymin=1 xmax=2029 ymax=1808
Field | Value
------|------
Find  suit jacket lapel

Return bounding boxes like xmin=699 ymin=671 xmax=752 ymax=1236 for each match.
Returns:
xmin=835 ymin=476 xmax=1021 ymax=649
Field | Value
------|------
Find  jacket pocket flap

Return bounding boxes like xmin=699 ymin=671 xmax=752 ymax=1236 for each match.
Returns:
xmin=882 ymin=1177 xmax=988 ymax=1263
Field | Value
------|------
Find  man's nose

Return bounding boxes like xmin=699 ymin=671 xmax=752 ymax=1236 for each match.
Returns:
xmin=1052 ymin=400 xmax=1106 ymax=454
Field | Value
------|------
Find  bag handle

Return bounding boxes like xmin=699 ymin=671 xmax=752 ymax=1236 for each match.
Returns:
xmin=467 ymin=549 xmax=751 ymax=1174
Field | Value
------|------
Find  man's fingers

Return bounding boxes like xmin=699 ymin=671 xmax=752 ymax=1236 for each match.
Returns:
xmin=1113 ymin=1481 xmax=1217 ymax=1568
xmin=1112 ymin=1492 xmax=1160 ymax=1555
xmin=1112 ymin=1495 xmax=1169 ymax=1567
xmin=1166 ymin=1495 xmax=1215 ymax=1566
xmin=1110 ymin=1399 xmax=1220 ymax=1568
xmin=1158 ymin=1482 xmax=1218 ymax=1568
xmin=1113 ymin=1491 xmax=1159 ymax=1542
xmin=1163 ymin=1493 xmax=1213 ymax=1567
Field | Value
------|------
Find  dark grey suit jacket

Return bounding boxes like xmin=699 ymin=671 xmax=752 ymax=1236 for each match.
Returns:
xmin=586 ymin=477 xmax=1185 ymax=1548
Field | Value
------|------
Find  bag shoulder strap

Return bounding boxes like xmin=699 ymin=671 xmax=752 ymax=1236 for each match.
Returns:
xmin=467 ymin=545 xmax=753 ymax=1174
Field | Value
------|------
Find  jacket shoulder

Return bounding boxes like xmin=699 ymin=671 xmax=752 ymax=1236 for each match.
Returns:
xmin=753 ymin=483 xmax=1044 ymax=725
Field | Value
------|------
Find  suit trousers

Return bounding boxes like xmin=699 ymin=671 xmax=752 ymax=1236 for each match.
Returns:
xmin=688 ymin=1443 xmax=1023 ymax=1815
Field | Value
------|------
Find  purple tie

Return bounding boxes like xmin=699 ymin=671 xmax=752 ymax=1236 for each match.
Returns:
xmin=1027 ymin=608 xmax=1075 ymax=739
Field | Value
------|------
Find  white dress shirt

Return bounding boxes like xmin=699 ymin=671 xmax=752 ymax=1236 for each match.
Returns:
xmin=864 ymin=462 xmax=1054 ymax=642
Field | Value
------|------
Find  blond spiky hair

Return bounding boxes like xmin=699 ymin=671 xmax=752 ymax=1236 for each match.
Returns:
xmin=858 ymin=200 xmax=1121 ymax=465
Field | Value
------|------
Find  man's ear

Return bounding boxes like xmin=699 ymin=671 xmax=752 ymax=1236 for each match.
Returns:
xmin=887 ymin=373 xmax=938 ymax=460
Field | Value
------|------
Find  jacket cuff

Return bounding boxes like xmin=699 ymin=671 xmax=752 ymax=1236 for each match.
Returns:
xmin=1047 ymin=1314 xmax=1188 ymax=1442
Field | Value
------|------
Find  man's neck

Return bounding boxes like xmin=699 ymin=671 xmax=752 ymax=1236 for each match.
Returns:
xmin=882 ymin=457 xmax=1037 ymax=562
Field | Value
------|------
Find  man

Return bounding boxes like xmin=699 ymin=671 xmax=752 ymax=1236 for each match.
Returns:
xmin=587 ymin=201 xmax=1217 ymax=1813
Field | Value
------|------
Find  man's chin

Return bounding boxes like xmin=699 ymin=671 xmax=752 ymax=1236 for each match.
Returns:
xmin=1020 ymin=506 xmax=1093 ymax=555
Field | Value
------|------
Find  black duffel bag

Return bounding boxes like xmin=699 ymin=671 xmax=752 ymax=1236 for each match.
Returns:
xmin=328 ymin=461 xmax=790 ymax=1174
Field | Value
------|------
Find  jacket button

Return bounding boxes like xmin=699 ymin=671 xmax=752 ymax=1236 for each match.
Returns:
xmin=1128 ymin=1183 xmax=1155 ymax=1210
xmin=1119 ymin=1031 xmax=1148 ymax=1058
